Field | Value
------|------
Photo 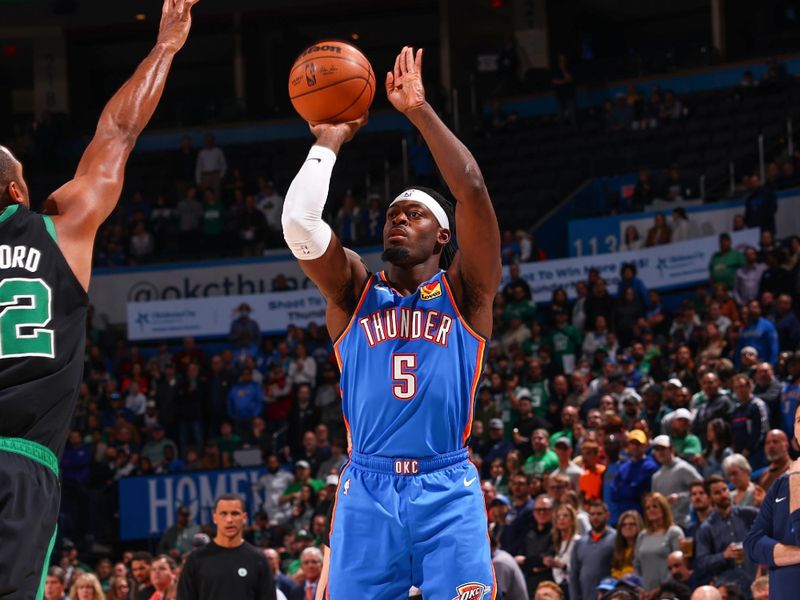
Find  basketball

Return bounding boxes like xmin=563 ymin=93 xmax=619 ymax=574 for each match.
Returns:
xmin=288 ymin=40 xmax=376 ymax=124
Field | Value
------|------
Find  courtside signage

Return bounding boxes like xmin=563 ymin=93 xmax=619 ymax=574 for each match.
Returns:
xmin=125 ymin=229 xmax=758 ymax=339
xmin=127 ymin=288 xmax=327 ymax=340
xmin=502 ymin=228 xmax=759 ymax=303
xmin=568 ymin=193 xmax=799 ymax=257
xmin=118 ymin=467 xmax=266 ymax=540
xmin=94 ymin=248 xmax=383 ymax=324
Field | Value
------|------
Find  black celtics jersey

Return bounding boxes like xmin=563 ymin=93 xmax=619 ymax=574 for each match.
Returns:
xmin=0 ymin=204 xmax=87 ymax=457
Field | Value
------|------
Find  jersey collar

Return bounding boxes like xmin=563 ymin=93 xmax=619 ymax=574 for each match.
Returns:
xmin=0 ymin=203 xmax=19 ymax=224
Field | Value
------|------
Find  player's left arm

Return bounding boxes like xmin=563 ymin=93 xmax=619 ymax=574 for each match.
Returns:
xmin=387 ymin=47 xmax=501 ymax=333
xmin=44 ymin=0 xmax=198 ymax=291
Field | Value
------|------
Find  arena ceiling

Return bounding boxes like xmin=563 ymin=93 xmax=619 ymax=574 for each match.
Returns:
xmin=0 ymin=0 xmax=438 ymax=30
xmin=1 ymin=0 xmax=713 ymax=31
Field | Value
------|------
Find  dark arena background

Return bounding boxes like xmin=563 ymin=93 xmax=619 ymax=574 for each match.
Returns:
xmin=2 ymin=0 xmax=800 ymax=598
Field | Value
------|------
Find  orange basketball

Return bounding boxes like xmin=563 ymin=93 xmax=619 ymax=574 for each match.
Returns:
xmin=288 ymin=40 xmax=375 ymax=124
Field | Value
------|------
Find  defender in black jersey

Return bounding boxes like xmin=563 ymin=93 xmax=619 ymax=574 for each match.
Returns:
xmin=0 ymin=2 xmax=198 ymax=597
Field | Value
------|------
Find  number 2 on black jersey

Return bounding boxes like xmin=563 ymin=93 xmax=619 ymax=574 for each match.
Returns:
xmin=0 ymin=278 xmax=55 ymax=358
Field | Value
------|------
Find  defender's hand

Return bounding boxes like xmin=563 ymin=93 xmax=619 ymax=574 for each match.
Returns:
xmin=157 ymin=0 xmax=199 ymax=53
xmin=386 ymin=46 xmax=426 ymax=114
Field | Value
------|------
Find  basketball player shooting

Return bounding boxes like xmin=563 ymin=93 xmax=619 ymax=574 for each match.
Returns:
xmin=0 ymin=1 xmax=197 ymax=596
xmin=281 ymin=46 xmax=501 ymax=599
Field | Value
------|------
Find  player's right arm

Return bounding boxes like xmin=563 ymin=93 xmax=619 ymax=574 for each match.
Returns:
xmin=281 ymin=118 xmax=369 ymax=337
xmin=43 ymin=0 xmax=198 ymax=292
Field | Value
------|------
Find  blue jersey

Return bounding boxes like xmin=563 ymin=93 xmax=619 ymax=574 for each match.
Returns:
xmin=744 ymin=475 xmax=800 ymax=599
xmin=334 ymin=270 xmax=486 ymax=457
xmin=780 ymin=381 xmax=800 ymax=436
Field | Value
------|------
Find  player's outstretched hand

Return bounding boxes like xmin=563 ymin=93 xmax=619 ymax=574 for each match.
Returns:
xmin=157 ymin=0 xmax=199 ymax=53
xmin=386 ymin=46 xmax=426 ymax=115
xmin=309 ymin=112 xmax=369 ymax=147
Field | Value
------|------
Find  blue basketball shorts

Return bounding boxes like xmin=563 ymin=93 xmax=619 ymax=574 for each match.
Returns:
xmin=327 ymin=448 xmax=496 ymax=600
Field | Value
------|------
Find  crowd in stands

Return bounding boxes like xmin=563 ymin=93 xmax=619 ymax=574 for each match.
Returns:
xmin=89 ymin=133 xmax=430 ymax=268
xmin=49 ymin=218 xmax=800 ymax=599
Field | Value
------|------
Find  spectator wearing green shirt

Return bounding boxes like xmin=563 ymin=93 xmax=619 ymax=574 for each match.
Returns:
xmin=547 ymin=307 xmax=583 ymax=373
xmin=474 ymin=386 xmax=500 ymax=436
xmin=709 ymin=233 xmax=746 ymax=290
xmin=214 ymin=421 xmax=243 ymax=456
xmin=523 ymin=358 xmax=550 ymax=420
xmin=549 ymin=405 xmax=579 ymax=447
xmin=668 ymin=408 xmax=703 ymax=460
xmin=523 ymin=428 xmax=559 ymax=476
xmin=280 ymin=460 xmax=325 ymax=509
xmin=521 ymin=320 xmax=545 ymax=357
xmin=201 ymin=187 xmax=224 ymax=238
xmin=504 ymin=283 xmax=537 ymax=323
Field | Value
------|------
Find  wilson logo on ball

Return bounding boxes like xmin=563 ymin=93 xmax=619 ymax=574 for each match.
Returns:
xmin=298 ymin=44 xmax=342 ymax=58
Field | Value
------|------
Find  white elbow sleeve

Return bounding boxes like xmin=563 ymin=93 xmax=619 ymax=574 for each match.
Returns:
xmin=282 ymin=145 xmax=336 ymax=260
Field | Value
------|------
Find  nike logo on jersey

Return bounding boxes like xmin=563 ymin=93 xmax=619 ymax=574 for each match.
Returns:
xmin=306 ymin=157 xmax=321 ymax=163
xmin=777 ymin=496 xmax=787 ymax=503
xmin=463 ymin=476 xmax=477 ymax=487
xmin=373 ymin=283 xmax=394 ymax=297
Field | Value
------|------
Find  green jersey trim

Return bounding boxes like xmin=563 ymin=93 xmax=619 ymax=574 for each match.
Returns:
xmin=35 ymin=525 xmax=58 ymax=600
xmin=0 ymin=437 xmax=59 ymax=477
xmin=41 ymin=215 xmax=58 ymax=243
xmin=0 ymin=203 xmax=19 ymax=224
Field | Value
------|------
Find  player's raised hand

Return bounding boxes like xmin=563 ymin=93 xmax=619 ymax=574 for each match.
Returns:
xmin=308 ymin=112 xmax=369 ymax=150
xmin=386 ymin=46 xmax=426 ymax=114
xmin=157 ymin=0 xmax=199 ymax=53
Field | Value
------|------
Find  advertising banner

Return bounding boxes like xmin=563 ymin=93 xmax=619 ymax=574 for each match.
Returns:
xmin=503 ymin=229 xmax=759 ymax=302
xmin=118 ymin=467 xmax=266 ymax=540
xmin=92 ymin=248 xmax=383 ymax=324
xmin=127 ymin=288 xmax=327 ymax=340
xmin=127 ymin=230 xmax=759 ymax=340
xmin=568 ymin=192 xmax=800 ymax=257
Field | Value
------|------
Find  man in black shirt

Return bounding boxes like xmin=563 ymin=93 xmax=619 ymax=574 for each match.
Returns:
xmin=130 ymin=552 xmax=155 ymax=600
xmin=178 ymin=493 xmax=276 ymax=600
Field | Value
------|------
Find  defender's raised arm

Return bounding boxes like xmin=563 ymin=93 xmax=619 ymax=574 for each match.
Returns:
xmin=46 ymin=0 xmax=199 ymax=290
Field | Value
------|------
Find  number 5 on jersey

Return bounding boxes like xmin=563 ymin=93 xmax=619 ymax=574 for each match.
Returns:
xmin=392 ymin=354 xmax=417 ymax=400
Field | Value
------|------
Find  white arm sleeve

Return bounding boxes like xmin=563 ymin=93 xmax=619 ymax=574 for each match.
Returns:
xmin=281 ymin=145 xmax=336 ymax=260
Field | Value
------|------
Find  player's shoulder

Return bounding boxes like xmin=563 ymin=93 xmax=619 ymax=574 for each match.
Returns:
xmin=768 ymin=474 xmax=790 ymax=499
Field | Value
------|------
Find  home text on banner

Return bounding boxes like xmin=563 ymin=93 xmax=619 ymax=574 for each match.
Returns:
xmin=503 ymin=228 xmax=759 ymax=303
xmin=118 ymin=467 xmax=266 ymax=540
